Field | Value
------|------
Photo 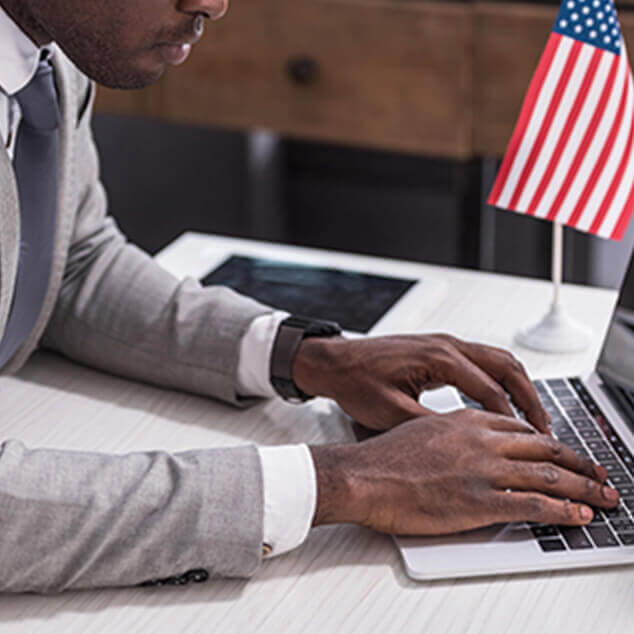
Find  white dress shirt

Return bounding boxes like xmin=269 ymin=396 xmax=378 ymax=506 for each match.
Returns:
xmin=0 ymin=7 xmax=317 ymax=558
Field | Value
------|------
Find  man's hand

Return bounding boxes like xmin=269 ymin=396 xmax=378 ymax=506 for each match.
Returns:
xmin=293 ymin=333 xmax=550 ymax=433
xmin=310 ymin=410 xmax=619 ymax=535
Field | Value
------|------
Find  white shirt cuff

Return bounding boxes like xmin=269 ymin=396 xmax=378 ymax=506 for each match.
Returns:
xmin=237 ymin=311 xmax=289 ymax=398
xmin=257 ymin=444 xmax=317 ymax=557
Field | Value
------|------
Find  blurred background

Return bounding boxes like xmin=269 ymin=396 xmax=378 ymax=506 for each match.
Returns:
xmin=93 ymin=0 xmax=634 ymax=289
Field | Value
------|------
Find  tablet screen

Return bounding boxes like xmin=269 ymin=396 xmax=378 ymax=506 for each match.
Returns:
xmin=200 ymin=255 xmax=417 ymax=333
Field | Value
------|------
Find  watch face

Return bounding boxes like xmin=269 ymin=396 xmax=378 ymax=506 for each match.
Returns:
xmin=201 ymin=255 xmax=417 ymax=333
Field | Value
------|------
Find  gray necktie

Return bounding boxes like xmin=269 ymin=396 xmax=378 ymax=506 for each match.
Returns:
xmin=0 ymin=57 xmax=60 ymax=368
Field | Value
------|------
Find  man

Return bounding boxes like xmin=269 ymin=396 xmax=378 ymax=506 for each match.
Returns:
xmin=0 ymin=0 xmax=619 ymax=593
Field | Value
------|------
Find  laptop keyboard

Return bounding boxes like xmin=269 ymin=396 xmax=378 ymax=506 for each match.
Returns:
xmin=460 ymin=378 xmax=634 ymax=552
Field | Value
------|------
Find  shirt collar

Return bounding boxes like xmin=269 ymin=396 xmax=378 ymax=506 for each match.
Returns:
xmin=0 ymin=5 xmax=53 ymax=96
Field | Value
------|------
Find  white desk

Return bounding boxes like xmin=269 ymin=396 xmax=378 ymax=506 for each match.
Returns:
xmin=0 ymin=233 xmax=631 ymax=634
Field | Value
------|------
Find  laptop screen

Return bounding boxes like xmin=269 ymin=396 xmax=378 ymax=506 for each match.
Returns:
xmin=597 ymin=249 xmax=634 ymax=425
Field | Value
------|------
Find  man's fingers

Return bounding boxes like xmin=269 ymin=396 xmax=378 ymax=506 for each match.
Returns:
xmin=366 ymin=387 xmax=431 ymax=429
xmin=494 ymin=432 xmax=606 ymax=482
xmin=494 ymin=491 xmax=595 ymax=526
xmin=391 ymin=391 xmax=432 ymax=421
xmin=437 ymin=350 xmax=518 ymax=420
xmin=493 ymin=460 xmax=619 ymax=509
xmin=455 ymin=340 xmax=550 ymax=434
xmin=479 ymin=413 xmax=536 ymax=434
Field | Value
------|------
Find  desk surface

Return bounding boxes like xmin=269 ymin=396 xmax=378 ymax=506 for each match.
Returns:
xmin=0 ymin=233 xmax=631 ymax=634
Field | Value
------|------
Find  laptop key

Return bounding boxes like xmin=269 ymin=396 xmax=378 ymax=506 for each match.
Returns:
xmin=531 ymin=525 xmax=559 ymax=539
xmin=560 ymin=527 xmax=593 ymax=550
xmin=570 ymin=418 xmax=594 ymax=430
xmin=617 ymin=532 xmax=634 ymax=546
xmin=609 ymin=518 xmax=634 ymax=532
xmin=608 ymin=474 xmax=633 ymax=487
xmin=538 ymin=538 xmax=567 ymax=552
xmin=594 ymin=450 xmax=616 ymax=463
xmin=621 ymin=496 xmax=634 ymax=511
xmin=587 ymin=525 xmax=619 ymax=547
xmin=604 ymin=460 xmax=625 ymax=471
xmin=603 ymin=505 xmax=629 ymax=519
xmin=589 ymin=507 xmax=606 ymax=522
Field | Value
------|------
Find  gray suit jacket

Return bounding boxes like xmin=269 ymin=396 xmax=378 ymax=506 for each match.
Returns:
xmin=0 ymin=47 xmax=274 ymax=593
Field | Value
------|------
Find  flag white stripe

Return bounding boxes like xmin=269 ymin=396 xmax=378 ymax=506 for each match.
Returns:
xmin=551 ymin=50 xmax=628 ymax=225
xmin=596 ymin=76 xmax=634 ymax=238
xmin=532 ymin=49 xmax=616 ymax=219
xmin=577 ymin=70 xmax=634 ymax=232
xmin=597 ymin=144 xmax=634 ymax=238
xmin=497 ymin=37 xmax=573 ymax=209
xmin=516 ymin=43 xmax=595 ymax=213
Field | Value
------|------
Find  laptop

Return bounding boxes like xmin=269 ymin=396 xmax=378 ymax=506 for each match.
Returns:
xmin=397 ymin=250 xmax=634 ymax=580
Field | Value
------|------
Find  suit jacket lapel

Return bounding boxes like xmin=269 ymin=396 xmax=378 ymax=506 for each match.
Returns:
xmin=1 ymin=47 xmax=77 ymax=372
xmin=0 ymin=139 xmax=19 ymax=340
xmin=20 ymin=47 xmax=76 ymax=354
xmin=49 ymin=45 xmax=76 ymax=289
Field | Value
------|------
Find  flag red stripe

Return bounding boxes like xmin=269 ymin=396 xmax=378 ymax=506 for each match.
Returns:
xmin=611 ymin=180 xmax=634 ymax=239
xmin=488 ymin=34 xmax=562 ymax=206
xmin=509 ymin=39 xmax=584 ymax=211
xmin=567 ymin=63 xmax=630 ymax=227
xmin=590 ymin=89 xmax=634 ymax=234
xmin=545 ymin=52 xmax=621 ymax=221
xmin=525 ymin=47 xmax=603 ymax=215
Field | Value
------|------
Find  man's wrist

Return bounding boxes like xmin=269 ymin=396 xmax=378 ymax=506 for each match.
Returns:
xmin=270 ymin=316 xmax=342 ymax=402
xmin=292 ymin=336 xmax=346 ymax=400
xmin=309 ymin=443 xmax=367 ymax=527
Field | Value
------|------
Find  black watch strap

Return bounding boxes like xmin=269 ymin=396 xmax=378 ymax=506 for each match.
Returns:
xmin=270 ymin=315 xmax=342 ymax=402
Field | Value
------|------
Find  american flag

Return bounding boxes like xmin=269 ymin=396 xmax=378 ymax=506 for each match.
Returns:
xmin=488 ymin=0 xmax=634 ymax=240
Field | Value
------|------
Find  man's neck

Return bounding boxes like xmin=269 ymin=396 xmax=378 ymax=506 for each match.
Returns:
xmin=0 ymin=1 xmax=52 ymax=47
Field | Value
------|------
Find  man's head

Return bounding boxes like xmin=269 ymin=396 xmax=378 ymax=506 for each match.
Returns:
xmin=1 ymin=0 xmax=228 ymax=89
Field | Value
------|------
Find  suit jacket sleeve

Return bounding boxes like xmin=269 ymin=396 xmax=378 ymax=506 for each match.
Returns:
xmin=40 ymin=80 xmax=273 ymax=407
xmin=2 ymin=68 xmax=272 ymax=593
xmin=0 ymin=440 xmax=264 ymax=593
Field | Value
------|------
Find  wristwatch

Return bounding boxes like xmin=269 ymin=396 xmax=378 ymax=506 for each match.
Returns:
xmin=270 ymin=315 xmax=342 ymax=402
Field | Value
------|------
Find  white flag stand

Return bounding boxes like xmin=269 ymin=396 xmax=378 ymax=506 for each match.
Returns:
xmin=515 ymin=222 xmax=592 ymax=353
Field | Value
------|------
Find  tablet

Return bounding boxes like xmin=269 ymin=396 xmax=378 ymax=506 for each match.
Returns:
xmin=155 ymin=233 xmax=448 ymax=337
xmin=201 ymin=255 xmax=417 ymax=334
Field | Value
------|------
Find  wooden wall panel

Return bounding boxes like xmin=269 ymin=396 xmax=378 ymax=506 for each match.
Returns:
xmin=473 ymin=2 xmax=555 ymax=157
xmin=97 ymin=0 xmax=473 ymax=158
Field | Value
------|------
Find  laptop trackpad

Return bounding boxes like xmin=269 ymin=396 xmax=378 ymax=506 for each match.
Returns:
xmin=395 ymin=523 xmax=537 ymax=581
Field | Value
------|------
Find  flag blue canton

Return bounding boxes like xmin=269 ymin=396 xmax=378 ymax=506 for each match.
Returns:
xmin=552 ymin=0 xmax=622 ymax=55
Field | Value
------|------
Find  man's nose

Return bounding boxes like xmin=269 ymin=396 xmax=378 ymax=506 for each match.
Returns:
xmin=178 ymin=0 xmax=229 ymax=20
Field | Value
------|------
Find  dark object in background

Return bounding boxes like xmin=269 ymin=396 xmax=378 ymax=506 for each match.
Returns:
xmin=93 ymin=114 xmax=597 ymax=284
xmin=92 ymin=114 xmax=250 ymax=255
xmin=201 ymin=255 xmax=416 ymax=333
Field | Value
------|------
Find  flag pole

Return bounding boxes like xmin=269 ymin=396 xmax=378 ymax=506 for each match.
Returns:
xmin=552 ymin=221 xmax=563 ymax=308
xmin=515 ymin=222 xmax=591 ymax=353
